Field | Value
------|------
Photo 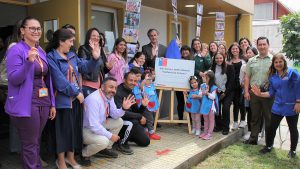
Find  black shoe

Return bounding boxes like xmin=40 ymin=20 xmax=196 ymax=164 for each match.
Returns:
xmin=157 ymin=123 xmax=162 ymax=128
xmin=214 ymin=128 xmax=222 ymax=132
xmin=222 ymin=131 xmax=229 ymax=135
xmin=243 ymin=139 xmax=257 ymax=145
xmin=288 ymin=150 xmax=296 ymax=158
xmin=80 ymin=156 xmax=91 ymax=167
xmin=116 ymin=144 xmax=134 ymax=155
xmin=259 ymin=146 xmax=272 ymax=154
xmin=95 ymin=149 xmax=118 ymax=158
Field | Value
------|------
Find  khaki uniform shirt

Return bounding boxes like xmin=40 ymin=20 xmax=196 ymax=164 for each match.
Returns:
xmin=245 ymin=54 xmax=273 ymax=86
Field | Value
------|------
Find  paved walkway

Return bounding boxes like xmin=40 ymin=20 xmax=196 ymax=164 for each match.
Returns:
xmin=0 ymin=124 xmax=241 ymax=169
xmin=0 ymin=119 xmax=298 ymax=169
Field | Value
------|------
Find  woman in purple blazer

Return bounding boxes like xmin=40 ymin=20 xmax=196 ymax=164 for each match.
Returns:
xmin=5 ymin=17 xmax=56 ymax=169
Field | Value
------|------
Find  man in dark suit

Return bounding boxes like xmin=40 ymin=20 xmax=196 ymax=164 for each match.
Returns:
xmin=142 ymin=29 xmax=166 ymax=69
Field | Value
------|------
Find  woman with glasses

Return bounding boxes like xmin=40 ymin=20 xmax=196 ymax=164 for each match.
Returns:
xmin=78 ymin=28 xmax=111 ymax=97
xmin=5 ymin=16 xmax=56 ymax=169
xmin=46 ymin=28 xmax=100 ymax=169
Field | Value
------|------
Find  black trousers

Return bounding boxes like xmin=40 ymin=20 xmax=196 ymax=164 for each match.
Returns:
xmin=220 ymin=92 xmax=234 ymax=132
xmin=119 ymin=123 xmax=150 ymax=147
xmin=233 ymin=86 xmax=245 ymax=122
xmin=175 ymin=91 xmax=184 ymax=120
xmin=266 ymin=113 xmax=299 ymax=151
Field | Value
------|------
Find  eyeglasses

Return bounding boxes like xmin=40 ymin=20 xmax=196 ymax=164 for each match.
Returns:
xmin=25 ymin=27 xmax=42 ymax=33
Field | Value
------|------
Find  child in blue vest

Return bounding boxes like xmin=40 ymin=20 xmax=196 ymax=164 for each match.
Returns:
xmin=185 ymin=76 xmax=202 ymax=135
xmin=199 ymin=70 xmax=219 ymax=140
xmin=140 ymin=68 xmax=161 ymax=140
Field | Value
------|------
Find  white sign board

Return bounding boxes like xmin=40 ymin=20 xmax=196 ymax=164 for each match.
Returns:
xmin=154 ymin=58 xmax=195 ymax=89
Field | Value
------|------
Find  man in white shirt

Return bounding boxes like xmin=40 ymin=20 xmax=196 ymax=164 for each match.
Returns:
xmin=81 ymin=77 xmax=135 ymax=166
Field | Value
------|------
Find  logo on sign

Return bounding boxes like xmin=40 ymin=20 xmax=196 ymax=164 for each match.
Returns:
xmin=159 ymin=58 xmax=168 ymax=67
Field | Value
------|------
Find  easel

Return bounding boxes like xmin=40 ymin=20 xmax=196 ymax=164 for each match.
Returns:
xmin=153 ymin=86 xmax=192 ymax=134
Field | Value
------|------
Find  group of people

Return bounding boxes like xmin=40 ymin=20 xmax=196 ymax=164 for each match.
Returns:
xmin=0 ymin=16 xmax=299 ymax=169
xmin=180 ymin=36 xmax=300 ymax=159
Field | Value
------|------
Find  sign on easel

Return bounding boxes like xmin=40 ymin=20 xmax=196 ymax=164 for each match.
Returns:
xmin=154 ymin=58 xmax=195 ymax=89
xmin=154 ymin=58 xmax=194 ymax=134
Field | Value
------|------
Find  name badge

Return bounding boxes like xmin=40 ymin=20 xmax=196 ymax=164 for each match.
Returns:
xmin=39 ymin=88 xmax=49 ymax=97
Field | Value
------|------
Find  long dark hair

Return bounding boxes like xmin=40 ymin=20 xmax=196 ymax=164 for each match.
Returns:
xmin=209 ymin=41 xmax=218 ymax=57
xmin=227 ymin=42 xmax=243 ymax=61
xmin=268 ymin=53 xmax=288 ymax=78
xmin=113 ymin=37 xmax=127 ymax=61
xmin=84 ymin=27 xmax=101 ymax=46
xmin=45 ymin=28 xmax=75 ymax=53
xmin=205 ymin=70 xmax=217 ymax=92
xmin=210 ymin=52 xmax=227 ymax=75
xmin=191 ymin=38 xmax=201 ymax=54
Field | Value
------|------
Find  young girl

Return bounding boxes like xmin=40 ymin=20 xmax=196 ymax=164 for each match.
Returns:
xmin=185 ymin=76 xmax=201 ymax=135
xmin=140 ymin=69 xmax=161 ymax=140
xmin=199 ymin=70 xmax=219 ymax=140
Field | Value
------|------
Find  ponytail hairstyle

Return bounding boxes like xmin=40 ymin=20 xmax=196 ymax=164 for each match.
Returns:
xmin=45 ymin=28 xmax=75 ymax=53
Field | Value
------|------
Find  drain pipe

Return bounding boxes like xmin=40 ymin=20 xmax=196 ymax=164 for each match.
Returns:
xmin=235 ymin=14 xmax=242 ymax=42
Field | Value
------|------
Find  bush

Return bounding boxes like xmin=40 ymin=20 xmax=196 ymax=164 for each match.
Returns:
xmin=280 ymin=13 xmax=300 ymax=64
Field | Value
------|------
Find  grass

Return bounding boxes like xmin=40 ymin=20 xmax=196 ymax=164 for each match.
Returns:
xmin=192 ymin=142 xmax=300 ymax=169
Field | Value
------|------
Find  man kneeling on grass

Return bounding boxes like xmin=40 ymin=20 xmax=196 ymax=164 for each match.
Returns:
xmin=81 ymin=77 xmax=136 ymax=166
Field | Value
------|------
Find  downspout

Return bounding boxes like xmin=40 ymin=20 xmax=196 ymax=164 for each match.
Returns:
xmin=235 ymin=14 xmax=242 ymax=42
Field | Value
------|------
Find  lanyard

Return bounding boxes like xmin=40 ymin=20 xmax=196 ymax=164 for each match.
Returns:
xmin=35 ymin=54 xmax=44 ymax=78
xmin=99 ymin=90 xmax=109 ymax=124
xmin=67 ymin=60 xmax=80 ymax=88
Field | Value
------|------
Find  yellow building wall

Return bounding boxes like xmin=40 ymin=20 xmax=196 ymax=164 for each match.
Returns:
xmin=27 ymin=0 xmax=80 ymax=48
xmin=200 ymin=14 xmax=252 ymax=46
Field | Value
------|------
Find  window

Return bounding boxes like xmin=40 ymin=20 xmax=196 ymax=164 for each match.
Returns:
xmin=254 ymin=3 xmax=273 ymax=20
xmin=91 ymin=6 xmax=118 ymax=53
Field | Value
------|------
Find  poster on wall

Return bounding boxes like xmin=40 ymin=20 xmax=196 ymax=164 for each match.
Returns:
xmin=196 ymin=15 xmax=202 ymax=26
xmin=196 ymin=26 xmax=201 ymax=37
xmin=127 ymin=43 xmax=137 ymax=59
xmin=124 ymin=12 xmax=140 ymax=27
xmin=216 ymin=12 xmax=225 ymax=21
xmin=215 ymin=22 xmax=225 ymax=30
xmin=122 ymin=28 xmax=139 ymax=43
xmin=215 ymin=31 xmax=224 ymax=41
xmin=197 ymin=3 xmax=203 ymax=15
xmin=154 ymin=58 xmax=195 ymax=89
xmin=126 ymin=0 xmax=142 ymax=13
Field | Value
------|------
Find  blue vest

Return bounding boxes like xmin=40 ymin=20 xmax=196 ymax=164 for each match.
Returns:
xmin=143 ymin=84 xmax=159 ymax=111
xmin=200 ymin=84 xmax=219 ymax=115
xmin=185 ymin=89 xmax=201 ymax=114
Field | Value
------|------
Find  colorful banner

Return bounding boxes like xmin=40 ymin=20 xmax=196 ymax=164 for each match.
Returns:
xmin=214 ymin=12 xmax=225 ymax=42
xmin=196 ymin=3 xmax=203 ymax=37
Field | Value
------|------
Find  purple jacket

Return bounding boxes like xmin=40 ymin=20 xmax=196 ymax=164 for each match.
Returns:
xmin=5 ymin=41 xmax=55 ymax=117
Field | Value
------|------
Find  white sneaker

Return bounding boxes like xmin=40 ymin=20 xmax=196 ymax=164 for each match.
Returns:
xmin=239 ymin=121 xmax=247 ymax=128
xmin=195 ymin=130 xmax=200 ymax=136
xmin=243 ymin=131 xmax=251 ymax=140
xmin=192 ymin=128 xmax=196 ymax=134
xmin=232 ymin=122 xmax=239 ymax=130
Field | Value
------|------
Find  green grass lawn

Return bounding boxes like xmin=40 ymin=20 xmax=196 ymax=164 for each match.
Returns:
xmin=193 ymin=142 xmax=300 ymax=169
